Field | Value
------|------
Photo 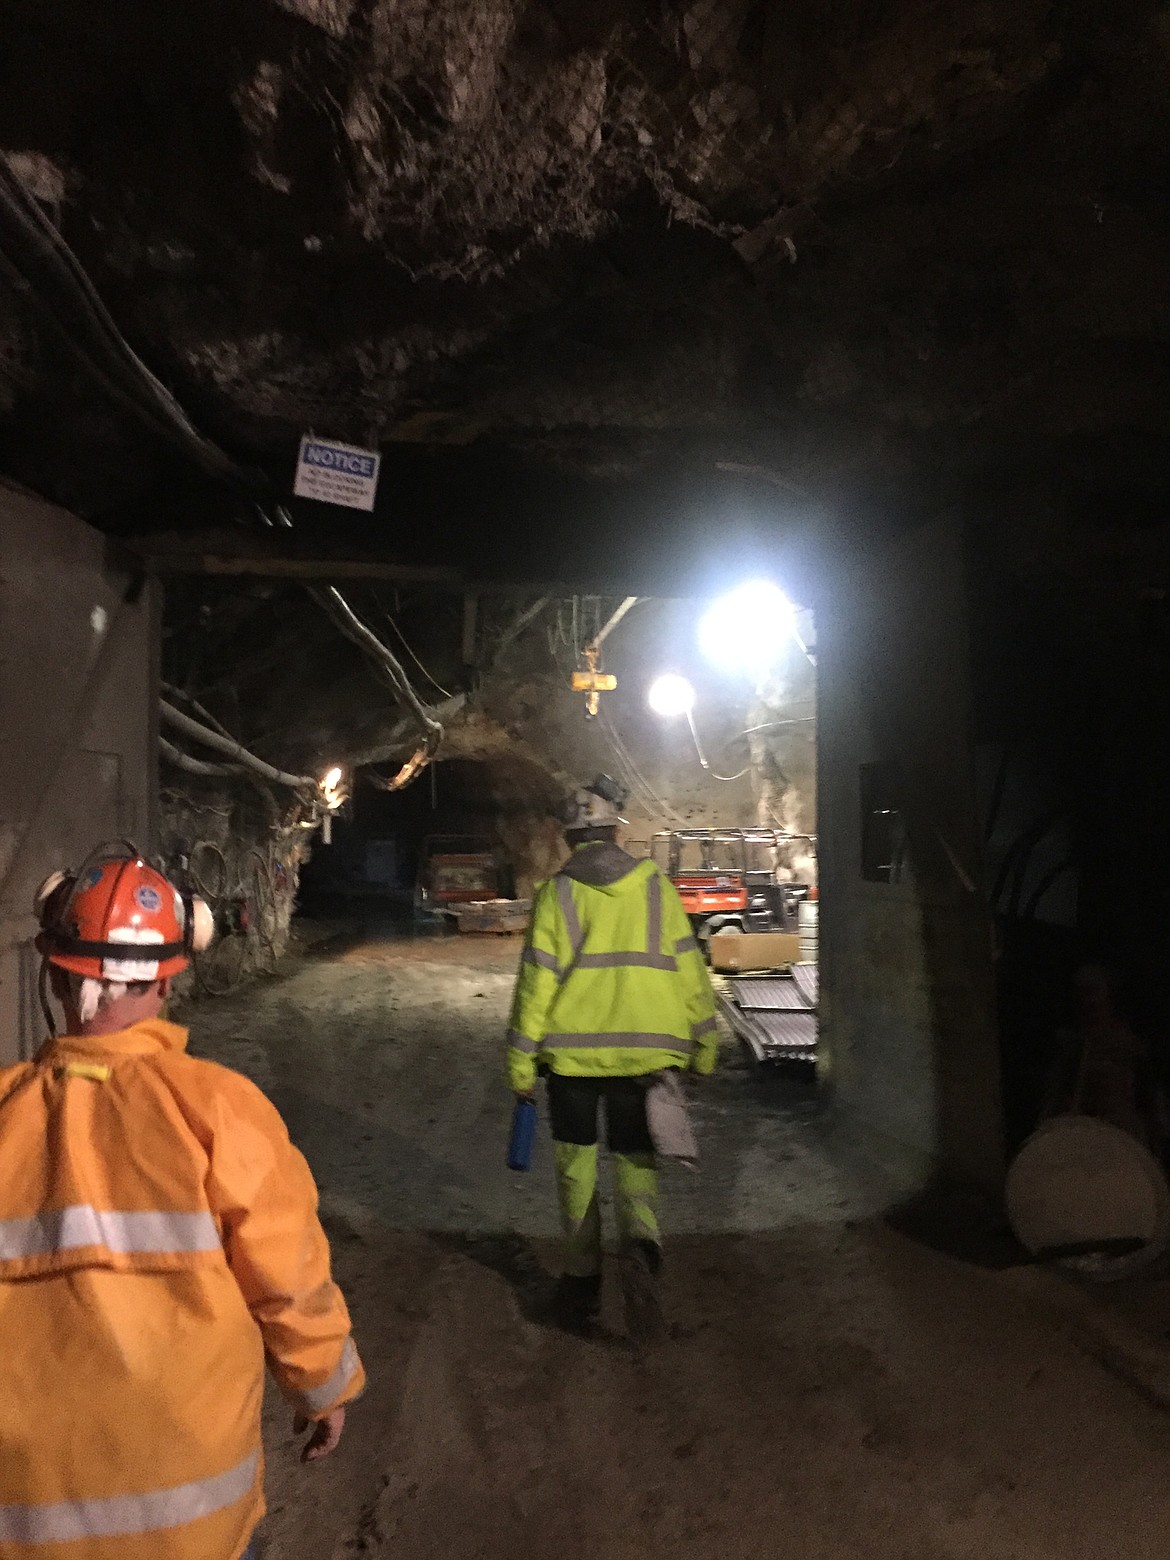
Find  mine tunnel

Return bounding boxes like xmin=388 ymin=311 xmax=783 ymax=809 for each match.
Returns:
xmin=4 ymin=3 xmax=1170 ymax=1557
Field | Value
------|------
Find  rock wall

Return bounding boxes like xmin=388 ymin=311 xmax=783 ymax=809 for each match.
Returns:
xmin=159 ymin=775 xmax=313 ymax=996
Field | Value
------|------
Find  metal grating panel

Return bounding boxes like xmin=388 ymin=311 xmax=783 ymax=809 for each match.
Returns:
xmin=730 ymin=976 xmax=807 ymax=1011
xmin=791 ymin=964 xmax=819 ymax=1007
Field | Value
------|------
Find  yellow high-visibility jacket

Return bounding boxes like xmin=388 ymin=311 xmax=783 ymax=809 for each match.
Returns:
xmin=507 ymin=842 xmax=719 ymax=1093
xmin=0 ymin=1018 xmax=364 ymax=1560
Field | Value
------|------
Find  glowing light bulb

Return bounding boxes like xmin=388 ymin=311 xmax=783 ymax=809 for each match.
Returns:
xmin=697 ymin=580 xmax=797 ymax=674
xmin=647 ymin=674 xmax=696 ymax=718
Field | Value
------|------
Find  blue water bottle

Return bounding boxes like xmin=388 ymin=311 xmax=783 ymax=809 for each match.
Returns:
xmin=507 ymin=1097 xmax=538 ymax=1171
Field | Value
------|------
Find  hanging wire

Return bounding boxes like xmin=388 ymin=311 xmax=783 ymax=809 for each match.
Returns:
xmin=598 ymin=707 xmax=687 ymax=824
xmin=686 ymin=710 xmax=752 ymax=781
xmin=378 ymin=605 xmax=454 ymax=699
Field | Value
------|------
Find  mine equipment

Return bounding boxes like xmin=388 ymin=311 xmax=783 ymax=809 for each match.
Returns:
xmin=415 ymin=835 xmax=501 ymax=916
xmin=650 ymin=827 xmax=811 ymax=946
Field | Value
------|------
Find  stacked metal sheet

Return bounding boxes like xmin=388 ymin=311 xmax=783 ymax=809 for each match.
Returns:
xmin=719 ymin=968 xmax=818 ymax=1069
xmin=791 ymin=963 xmax=818 ymax=1008
xmin=729 ymin=976 xmax=808 ymax=1010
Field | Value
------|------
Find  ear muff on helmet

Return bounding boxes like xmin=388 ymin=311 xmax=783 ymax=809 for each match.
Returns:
xmin=183 ymin=893 xmax=215 ymax=954
xmin=34 ymin=870 xmax=74 ymax=928
xmin=588 ymin=773 xmax=629 ymax=811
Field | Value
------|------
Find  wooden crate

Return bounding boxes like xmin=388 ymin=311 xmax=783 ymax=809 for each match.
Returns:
xmin=451 ymin=899 xmax=531 ymax=935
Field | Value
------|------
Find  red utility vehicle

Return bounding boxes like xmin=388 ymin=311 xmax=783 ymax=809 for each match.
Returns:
xmin=650 ymin=828 xmax=810 ymax=946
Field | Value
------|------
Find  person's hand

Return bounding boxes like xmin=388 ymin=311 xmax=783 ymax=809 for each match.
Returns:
xmin=293 ymin=1408 xmax=346 ymax=1463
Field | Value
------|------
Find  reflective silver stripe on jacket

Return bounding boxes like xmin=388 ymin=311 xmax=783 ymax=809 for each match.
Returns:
xmin=675 ymin=935 xmax=699 ymax=954
xmin=542 ymin=1032 xmax=694 ymax=1052
xmin=646 ymin=872 xmax=663 ymax=960
xmin=523 ymin=946 xmax=565 ymax=978
xmin=692 ymin=1016 xmax=718 ymax=1039
xmin=507 ymin=1028 xmax=540 ymax=1054
xmin=575 ymin=951 xmax=676 ymax=970
xmin=554 ymin=869 xmax=675 ymax=976
xmin=0 ymin=1449 xmax=259 ymax=1544
xmin=555 ymin=875 xmax=584 ymax=955
xmin=288 ymin=1336 xmax=361 ymax=1418
xmin=0 ymin=1205 xmax=221 ymax=1261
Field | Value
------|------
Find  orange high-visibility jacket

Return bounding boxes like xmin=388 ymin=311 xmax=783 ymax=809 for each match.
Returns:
xmin=0 ymin=1019 xmax=365 ymax=1560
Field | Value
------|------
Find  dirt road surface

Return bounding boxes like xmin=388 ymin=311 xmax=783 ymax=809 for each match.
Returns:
xmin=185 ymin=927 xmax=1170 ymax=1559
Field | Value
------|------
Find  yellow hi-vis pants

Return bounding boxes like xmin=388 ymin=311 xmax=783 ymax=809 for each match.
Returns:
xmin=548 ymin=1075 xmax=660 ymax=1277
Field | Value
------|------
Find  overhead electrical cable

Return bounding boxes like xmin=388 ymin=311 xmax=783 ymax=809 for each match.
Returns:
xmin=380 ymin=609 xmax=454 ymax=699
xmin=307 ymin=586 xmax=443 ymax=759
xmin=0 ymin=158 xmax=257 ymax=487
xmin=159 ymin=703 xmax=317 ymax=790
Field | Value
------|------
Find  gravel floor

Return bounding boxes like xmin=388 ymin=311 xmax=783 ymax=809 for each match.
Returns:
xmin=183 ymin=924 xmax=1170 ymax=1559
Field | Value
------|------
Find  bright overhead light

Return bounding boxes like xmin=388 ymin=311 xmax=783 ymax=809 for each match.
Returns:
xmin=698 ymin=580 xmax=798 ymax=674
xmin=647 ymin=673 xmax=696 ymax=718
xmin=322 ymin=765 xmax=343 ymax=791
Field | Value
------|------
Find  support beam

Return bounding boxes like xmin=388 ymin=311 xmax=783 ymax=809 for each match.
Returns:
xmin=132 ymin=532 xmax=685 ymax=598
xmin=145 ymin=549 xmax=464 ymax=588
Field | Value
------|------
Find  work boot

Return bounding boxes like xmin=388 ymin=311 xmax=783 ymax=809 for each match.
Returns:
xmin=619 ymin=1240 xmax=665 ymax=1344
xmin=550 ymin=1273 xmax=602 ymax=1336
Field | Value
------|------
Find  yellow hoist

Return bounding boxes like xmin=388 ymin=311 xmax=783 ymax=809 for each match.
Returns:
xmin=569 ymin=596 xmax=639 ymax=719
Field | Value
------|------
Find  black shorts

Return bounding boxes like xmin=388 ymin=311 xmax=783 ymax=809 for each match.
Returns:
xmin=546 ymin=1073 xmax=655 ymax=1154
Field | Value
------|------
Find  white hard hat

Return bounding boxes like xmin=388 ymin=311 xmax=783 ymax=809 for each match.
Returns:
xmin=560 ymin=774 xmax=628 ymax=830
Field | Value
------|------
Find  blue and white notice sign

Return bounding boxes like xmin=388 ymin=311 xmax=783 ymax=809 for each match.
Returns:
xmin=294 ymin=436 xmax=381 ymax=512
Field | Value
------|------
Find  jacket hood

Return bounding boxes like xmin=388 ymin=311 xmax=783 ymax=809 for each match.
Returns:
xmin=559 ymin=842 xmax=648 ymax=892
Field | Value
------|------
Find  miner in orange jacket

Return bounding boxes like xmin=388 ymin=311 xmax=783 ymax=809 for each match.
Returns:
xmin=0 ymin=844 xmax=365 ymax=1560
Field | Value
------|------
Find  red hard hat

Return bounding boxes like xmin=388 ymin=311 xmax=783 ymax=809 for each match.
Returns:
xmin=37 ymin=852 xmax=193 ymax=980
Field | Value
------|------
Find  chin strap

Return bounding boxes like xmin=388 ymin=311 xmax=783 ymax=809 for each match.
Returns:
xmin=37 ymin=957 xmax=57 ymax=1040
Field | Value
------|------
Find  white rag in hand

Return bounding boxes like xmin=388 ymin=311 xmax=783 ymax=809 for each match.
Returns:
xmin=646 ymin=1069 xmax=699 ymax=1169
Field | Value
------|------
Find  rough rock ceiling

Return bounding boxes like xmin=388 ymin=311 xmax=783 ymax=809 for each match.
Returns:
xmin=2 ymin=0 xmax=1170 ymax=536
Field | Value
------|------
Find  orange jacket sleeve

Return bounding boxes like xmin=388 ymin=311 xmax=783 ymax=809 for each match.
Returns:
xmin=201 ymin=1066 xmax=366 ymax=1418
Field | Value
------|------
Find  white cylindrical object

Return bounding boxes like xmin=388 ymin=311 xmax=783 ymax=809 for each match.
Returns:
xmin=189 ymin=897 xmax=215 ymax=952
xmin=797 ymin=898 xmax=818 ymax=963
xmin=1006 ymin=1114 xmax=1170 ymax=1278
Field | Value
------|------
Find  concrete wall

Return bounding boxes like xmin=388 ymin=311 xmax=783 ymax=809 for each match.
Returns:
xmin=819 ymin=517 xmax=1003 ymax=1193
xmin=0 ymin=485 xmax=158 ymax=1062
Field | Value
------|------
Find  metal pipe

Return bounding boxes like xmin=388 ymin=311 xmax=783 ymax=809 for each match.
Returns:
xmin=159 ymin=703 xmax=316 ymax=790
xmin=588 ymin=596 xmax=640 ymax=653
xmin=309 ymin=586 xmax=443 ymax=743
xmin=159 ymin=736 xmax=245 ymax=779
xmin=160 ymin=683 xmax=238 ymax=744
xmin=0 ymin=159 xmax=253 ymax=488
xmin=495 ymin=596 xmax=550 ymax=656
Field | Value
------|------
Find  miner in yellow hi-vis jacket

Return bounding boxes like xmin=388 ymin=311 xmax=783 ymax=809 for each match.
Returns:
xmin=507 ymin=775 xmax=718 ymax=1339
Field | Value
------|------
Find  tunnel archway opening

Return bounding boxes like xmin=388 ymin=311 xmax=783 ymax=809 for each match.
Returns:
xmin=292 ymin=589 xmax=822 ymax=1096
xmin=296 ymin=753 xmax=564 ymax=922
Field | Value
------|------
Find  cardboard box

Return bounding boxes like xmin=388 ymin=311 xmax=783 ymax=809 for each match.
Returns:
xmin=709 ymin=931 xmax=802 ymax=972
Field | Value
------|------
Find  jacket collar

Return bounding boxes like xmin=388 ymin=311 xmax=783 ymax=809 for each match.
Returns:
xmin=38 ymin=1018 xmax=190 ymax=1062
